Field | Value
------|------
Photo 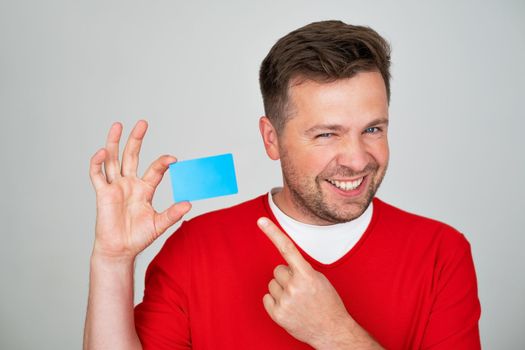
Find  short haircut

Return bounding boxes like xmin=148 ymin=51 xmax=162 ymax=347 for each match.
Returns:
xmin=259 ymin=20 xmax=392 ymax=133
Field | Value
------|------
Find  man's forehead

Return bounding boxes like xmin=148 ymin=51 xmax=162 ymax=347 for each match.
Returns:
xmin=290 ymin=74 xmax=387 ymax=107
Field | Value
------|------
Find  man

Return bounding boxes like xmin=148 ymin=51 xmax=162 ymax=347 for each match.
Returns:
xmin=84 ymin=20 xmax=481 ymax=349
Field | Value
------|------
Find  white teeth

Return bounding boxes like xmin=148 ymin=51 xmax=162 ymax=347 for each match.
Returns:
xmin=328 ymin=177 xmax=364 ymax=191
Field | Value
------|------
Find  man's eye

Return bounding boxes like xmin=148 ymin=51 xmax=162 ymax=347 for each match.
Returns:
xmin=316 ymin=133 xmax=334 ymax=138
xmin=364 ymin=127 xmax=380 ymax=134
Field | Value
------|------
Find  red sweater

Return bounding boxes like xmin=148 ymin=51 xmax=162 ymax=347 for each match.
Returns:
xmin=135 ymin=195 xmax=481 ymax=349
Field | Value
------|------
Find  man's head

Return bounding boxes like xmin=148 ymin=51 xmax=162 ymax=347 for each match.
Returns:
xmin=259 ymin=20 xmax=392 ymax=225
xmin=259 ymin=20 xmax=391 ymax=134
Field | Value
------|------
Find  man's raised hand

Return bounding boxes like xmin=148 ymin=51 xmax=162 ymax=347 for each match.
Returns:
xmin=89 ymin=120 xmax=191 ymax=260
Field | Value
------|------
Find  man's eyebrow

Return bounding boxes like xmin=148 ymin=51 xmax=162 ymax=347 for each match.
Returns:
xmin=305 ymin=118 xmax=389 ymax=135
xmin=365 ymin=118 xmax=389 ymax=128
xmin=305 ymin=124 xmax=347 ymax=134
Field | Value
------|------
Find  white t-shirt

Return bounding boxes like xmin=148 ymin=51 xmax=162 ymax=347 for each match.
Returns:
xmin=268 ymin=188 xmax=373 ymax=265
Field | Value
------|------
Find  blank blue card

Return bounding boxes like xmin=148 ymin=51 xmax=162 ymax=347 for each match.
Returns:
xmin=169 ymin=153 xmax=238 ymax=202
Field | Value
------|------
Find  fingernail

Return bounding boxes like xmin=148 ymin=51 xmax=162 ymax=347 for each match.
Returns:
xmin=258 ymin=218 xmax=269 ymax=227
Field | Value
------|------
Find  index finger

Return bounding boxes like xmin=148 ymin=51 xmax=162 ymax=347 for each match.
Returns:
xmin=257 ymin=217 xmax=311 ymax=274
xmin=142 ymin=154 xmax=177 ymax=189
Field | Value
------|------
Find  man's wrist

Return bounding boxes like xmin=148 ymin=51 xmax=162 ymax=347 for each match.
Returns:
xmin=90 ymin=250 xmax=136 ymax=269
xmin=314 ymin=315 xmax=383 ymax=350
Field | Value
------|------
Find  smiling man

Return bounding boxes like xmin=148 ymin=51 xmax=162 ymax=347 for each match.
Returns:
xmin=84 ymin=20 xmax=481 ymax=350
xmin=261 ymin=74 xmax=389 ymax=225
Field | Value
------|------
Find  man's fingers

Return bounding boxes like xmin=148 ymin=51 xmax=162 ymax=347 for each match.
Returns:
xmin=257 ymin=217 xmax=310 ymax=274
xmin=104 ymin=122 xmax=123 ymax=183
xmin=121 ymin=120 xmax=148 ymax=177
xmin=154 ymin=202 xmax=192 ymax=235
xmin=268 ymin=279 xmax=284 ymax=300
xmin=89 ymin=148 xmax=108 ymax=190
xmin=273 ymin=264 xmax=292 ymax=286
xmin=262 ymin=293 xmax=276 ymax=320
xmin=142 ymin=155 xmax=177 ymax=189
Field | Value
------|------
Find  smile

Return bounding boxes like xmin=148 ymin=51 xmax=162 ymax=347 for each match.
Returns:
xmin=326 ymin=177 xmax=364 ymax=191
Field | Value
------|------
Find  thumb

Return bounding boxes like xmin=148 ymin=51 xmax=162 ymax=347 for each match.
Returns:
xmin=155 ymin=202 xmax=192 ymax=235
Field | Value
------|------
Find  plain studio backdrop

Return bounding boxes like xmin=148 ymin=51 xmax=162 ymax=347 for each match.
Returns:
xmin=0 ymin=0 xmax=523 ymax=348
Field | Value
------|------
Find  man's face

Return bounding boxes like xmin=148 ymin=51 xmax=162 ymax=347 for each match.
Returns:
xmin=273 ymin=71 xmax=389 ymax=225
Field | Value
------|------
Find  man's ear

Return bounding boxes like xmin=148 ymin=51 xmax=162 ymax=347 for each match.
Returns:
xmin=259 ymin=116 xmax=280 ymax=160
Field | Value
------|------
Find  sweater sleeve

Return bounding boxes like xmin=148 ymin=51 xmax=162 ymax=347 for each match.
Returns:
xmin=421 ymin=231 xmax=481 ymax=349
xmin=134 ymin=222 xmax=192 ymax=349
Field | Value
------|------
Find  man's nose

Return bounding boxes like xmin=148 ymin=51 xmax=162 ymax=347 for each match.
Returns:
xmin=335 ymin=136 xmax=369 ymax=173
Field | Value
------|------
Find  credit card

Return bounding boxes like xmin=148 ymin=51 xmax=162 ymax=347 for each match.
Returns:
xmin=168 ymin=153 xmax=238 ymax=202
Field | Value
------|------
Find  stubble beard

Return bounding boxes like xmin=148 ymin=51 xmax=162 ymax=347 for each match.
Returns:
xmin=280 ymin=152 xmax=387 ymax=225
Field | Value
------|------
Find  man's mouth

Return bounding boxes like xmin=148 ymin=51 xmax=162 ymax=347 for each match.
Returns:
xmin=326 ymin=177 xmax=364 ymax=191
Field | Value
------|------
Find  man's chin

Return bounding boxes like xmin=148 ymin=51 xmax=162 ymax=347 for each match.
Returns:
xmin=321 ymin=192 xmax=374 ymax=222
xmin=311 ymin=201 xmax=364 ymax=224
xmin=331 ymin=207 xmax=368 ymax=223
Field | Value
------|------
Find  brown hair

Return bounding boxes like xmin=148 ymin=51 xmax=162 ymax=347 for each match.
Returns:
xmin=259 ymin=20 xmax=391 ymax=133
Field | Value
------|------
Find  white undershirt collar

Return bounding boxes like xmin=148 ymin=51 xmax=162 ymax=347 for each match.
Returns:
xmin=268 ymin=188 xmax=373 ymax=264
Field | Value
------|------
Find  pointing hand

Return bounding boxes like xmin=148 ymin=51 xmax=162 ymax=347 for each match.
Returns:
xmin=258 ymin=217 xmax=354 ymax=349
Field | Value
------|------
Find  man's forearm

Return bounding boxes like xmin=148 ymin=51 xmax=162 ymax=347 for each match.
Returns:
xmin=83 ymin=254 xmax=142 ymax=350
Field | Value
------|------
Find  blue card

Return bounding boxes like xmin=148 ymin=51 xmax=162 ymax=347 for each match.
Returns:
xmin=169 ymin=153 xmax=238 ymax=202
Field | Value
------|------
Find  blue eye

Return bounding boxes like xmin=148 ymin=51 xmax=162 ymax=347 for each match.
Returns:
xmin=364 ymin=127 xmax=380 ymax=134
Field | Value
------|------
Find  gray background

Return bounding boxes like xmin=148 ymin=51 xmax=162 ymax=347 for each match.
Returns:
xmin=1 ymin=0 xmax=523 ymax=348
